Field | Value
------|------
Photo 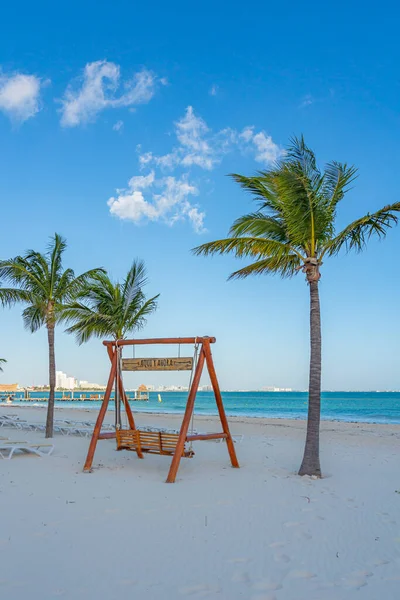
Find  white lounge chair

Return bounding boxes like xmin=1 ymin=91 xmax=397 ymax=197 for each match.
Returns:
xmin=0 ymin=441 xmax=54 ymax=459
xmin=0 ymin=415 xmax=25 ymax=428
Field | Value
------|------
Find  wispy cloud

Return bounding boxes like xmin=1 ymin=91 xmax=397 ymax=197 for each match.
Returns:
xmin=138 ymin=106 xmax=283 ymax=172
xmin=138 ymin=106 xmax=240 ymax=172
xmin=209 ymin=84 xmax=218 ymax=96
xmin=0 ymin=71 xmax=43 ymax=124
xmin=107 ymin=171 xmax=205 ymax=232
xmin=299 ymin=94 xmax=315 ymax=108
xmin=59 ymin=61 xmax=160 ymax=127
xmin=113 ymin=120 xmax=124 ymax=132
xmin=110 ymin=106 xmax=282 ymax=233
xmin=239 ymin=126 xmax=282 ymax=164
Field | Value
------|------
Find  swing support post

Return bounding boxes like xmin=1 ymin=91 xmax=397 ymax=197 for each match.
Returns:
xmin=202 ymin=338 xmax=239 ymax=469
xmin=84 ymin=336 xmax=240 ymax=482
xmin=166 ymin=347 xmax=205 ymax=483
xmin=83 ymin=350 xmax=117 ymax=472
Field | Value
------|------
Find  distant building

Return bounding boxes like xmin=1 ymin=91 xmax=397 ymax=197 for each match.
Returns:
xmin=78 ymin=380 xmax=106 ymax=390
xmin=0 ymin=383 xmax=18 ymax=392
xmin=56 ymin=371 xmax=77 ymax=390
xmin=262 ymin=386 xmax=292 ymax=392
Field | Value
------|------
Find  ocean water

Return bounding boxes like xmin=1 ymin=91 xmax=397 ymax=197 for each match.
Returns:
xmin=1 ymin=391 xmax=400 ymax=424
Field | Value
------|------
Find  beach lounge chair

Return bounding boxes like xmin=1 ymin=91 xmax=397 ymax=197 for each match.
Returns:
xmin=0 ymin=441 xmax=54 ymax=460
xmin=0 ymin=415 xmax=24 ymax=427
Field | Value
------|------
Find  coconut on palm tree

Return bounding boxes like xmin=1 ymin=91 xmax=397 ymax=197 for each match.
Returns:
xmin=63 ymin=260 xmax=159 ymax=343
xmin=193 ymin=136 xmax=400 ymax=477
xmin=0 ymin=234 xmax=104 ymax=437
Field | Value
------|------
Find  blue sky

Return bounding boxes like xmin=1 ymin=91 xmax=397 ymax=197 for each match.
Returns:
xmin=0 ymin=1 xmax=399 ymax=391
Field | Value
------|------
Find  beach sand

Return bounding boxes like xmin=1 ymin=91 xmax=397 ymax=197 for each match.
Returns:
xmin=1 ymin=405 xmax=399 ymax=599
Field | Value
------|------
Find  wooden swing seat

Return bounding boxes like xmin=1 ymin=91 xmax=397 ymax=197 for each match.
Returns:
xmin=116 ymin=429 xmax=194 ymax=458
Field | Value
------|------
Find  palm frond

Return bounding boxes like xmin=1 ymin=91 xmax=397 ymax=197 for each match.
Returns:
xmin=22 ymin=303 xmax=46 ymax=332
xmin=59 ymin=268 xmax=106 ymax=303
xmin=323 ymin=202 xmax=400 ymax=256
xmin=0 ymin=287 xmax=31 ymax=307
xmin=48 ymin=233 xmax=67 ymax=295
xmin=230 ymin=173 xmax=283 ymax=216
xmin=194 ymin=137 xmax=382 ymax=279
xmin=228 ymin=254 xmax=302 ymax=280
xmin=121 ymin=294 xmax=159 ymax=338
xmin=0 ymin=257 xmax=47 ymax=294
xmin=63 ymin=303 xmax=117 ymax=344
xmin=229 ymin=213 xmax=288 ymax=243
xmin=323 ymin=161 xmax=358 ymax=211
xmin=63 ymin=263 xmax=159 ymax=342
xmin=0 ymin=358 xmax=6 ymax=372
xmin=193 ymin=237 xmax=304 ymax=262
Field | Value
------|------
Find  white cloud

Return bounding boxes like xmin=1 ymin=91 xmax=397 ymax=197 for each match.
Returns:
xmin=300 ymin=94 xmax=314 ymax=108
xmin=176 ymin=106 xmax=214 ymax=169
xmin=60 ymin=61 xmax=119 ymax=127
xmin=113 ymin=120 xmax=124 ymax=132
xmin=119 ymin=108 xmax=282 ymax=232
xmin=139 ymin=106 xmax=235 ymax=172
xmin=60 ymin=61 xmax=159 ymax=127
xmin=0 ymin=72 xmax=42 ymax=123
xmin=127 ymin=170 xmax=155 ymax=190
xmin=239 ymin=126 xmax=254 ymax=143
xmin=107 ymin=172 xmax=204 ymax=232
xmin=209 ymin=84 xmax=218 ymax=96
xmin=138 ymin=150 xmax=154 ymax=167
xmin=138 ymin=107 xmax=282 ymax=174
xmin=252 ymin=131 xmax=282 ymax=164
xmin=239 ymin=126 xmax=283 ymax=165
xmin=184 ymin=205 xmax=206 ymax=232
xmin=114 ymin=69 xmax=156 ymax=107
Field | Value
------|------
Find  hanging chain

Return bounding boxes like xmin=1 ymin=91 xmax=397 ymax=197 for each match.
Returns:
xmin=115 ymin=342 xmax=122 ymax=430
xmin=188 ymin=338 xmax=199 ymax=453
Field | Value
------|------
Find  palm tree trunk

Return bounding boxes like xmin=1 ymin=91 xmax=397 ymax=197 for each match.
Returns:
xmin=298 ymin=280 xmax=322 ymax=477
xmin=45 ymin=324 xmax=56 ymax=438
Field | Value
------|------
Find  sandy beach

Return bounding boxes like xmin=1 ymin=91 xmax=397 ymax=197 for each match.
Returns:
xmin=1 ymin=405 xmax=399 ymax=600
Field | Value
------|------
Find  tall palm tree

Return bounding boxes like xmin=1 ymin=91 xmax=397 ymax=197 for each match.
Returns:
xmin=63 ymin=260 xmax=159 ymax=343
xmin=0 ymin=358 xmax=6 ymax=372
xmin=193 ymin=136 xmax=400 ymax=477
xmin=0 ymin=234 xmax=104 ymax=437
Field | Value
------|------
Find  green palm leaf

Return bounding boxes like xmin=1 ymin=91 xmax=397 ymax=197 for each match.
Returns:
xmin=192 ymin=135 xmax=400 ymax=478
xmin=323 ymin=202 xmax=400 ymax=256
xmin=63 ymin=260 xmax=159 ymax=343
xmin=0 ymin=233 xmax=104 ymax=437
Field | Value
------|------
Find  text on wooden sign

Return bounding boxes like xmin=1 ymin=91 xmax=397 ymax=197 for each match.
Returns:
xmin=122 ymin=357 xmax=193 ymax=371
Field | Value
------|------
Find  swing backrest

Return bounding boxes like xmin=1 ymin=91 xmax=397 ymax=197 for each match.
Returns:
xmin=116 ymin=429 xmax=194 ymax=458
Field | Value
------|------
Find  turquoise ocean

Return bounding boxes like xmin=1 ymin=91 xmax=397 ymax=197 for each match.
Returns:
xmin=1 ymin=391 xmax=400 ymax=424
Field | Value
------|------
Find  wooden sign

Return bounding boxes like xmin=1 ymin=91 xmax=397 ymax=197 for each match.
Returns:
xmin=122 ymin=357 xmax=193 ymax=372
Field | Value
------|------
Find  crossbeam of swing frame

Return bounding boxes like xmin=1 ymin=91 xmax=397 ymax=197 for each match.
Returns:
xmin=83 ymin=336 xmax=239 ymax=482
xmin=97 ymin=432 xmax=228 ymax=441
xmin=103 ymin=336 xmax=216 ymax=347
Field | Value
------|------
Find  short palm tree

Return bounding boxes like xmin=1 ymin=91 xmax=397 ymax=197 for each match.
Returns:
xmin=63 ymin=260 xmax=159 ymax=343
xmin=193 ymin=136 xmax=400 ymax=477
xmin=0 ymin=234 xmax=104 ymax=437
xmin=0 ymin=358 xmax=6 ymax=372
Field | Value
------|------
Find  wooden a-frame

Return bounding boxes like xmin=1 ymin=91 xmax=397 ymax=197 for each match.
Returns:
xmin=83 ymin=336 xmax=239 ymax=483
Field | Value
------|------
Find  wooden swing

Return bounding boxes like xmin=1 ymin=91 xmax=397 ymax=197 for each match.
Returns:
xmin=83 ymin=336 xmax=239 ymax=483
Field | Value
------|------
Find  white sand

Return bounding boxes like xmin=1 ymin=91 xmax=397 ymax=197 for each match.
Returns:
xmin=1 ymin=405 xmax=399 ymax=600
